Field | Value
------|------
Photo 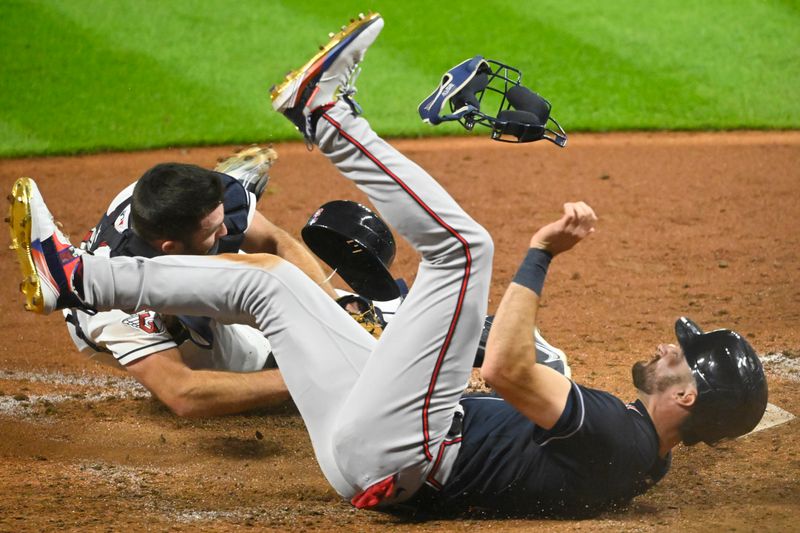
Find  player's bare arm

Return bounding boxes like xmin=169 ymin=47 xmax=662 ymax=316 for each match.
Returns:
xmin=482 ymin=202 xmax=597 ymax=429
xmin=125 ymin=347 xmax=289 ymax=417
xmin=242 ymin=211 xmax=338 ymax=299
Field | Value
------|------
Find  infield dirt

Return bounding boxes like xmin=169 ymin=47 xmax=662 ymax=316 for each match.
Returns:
xmin=1 ymin=132 xmax=798 ymax=531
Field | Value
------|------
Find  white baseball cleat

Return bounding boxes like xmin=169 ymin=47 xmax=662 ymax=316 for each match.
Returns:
xmin=476 ymin=316 xmax=571 ymax=378
xmin=270 ymin=12 xmax=384 ymax=138
xmin=7 ymin=177 xmax=87 ymax=314
xmin=214 ymin=145 xmax=278 ymax=201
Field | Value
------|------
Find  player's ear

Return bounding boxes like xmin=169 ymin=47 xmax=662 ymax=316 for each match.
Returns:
xmin=674 ymin=388 xmax=696 ymax=408
xmin=160 ymin=240 xmax=183 ymax=254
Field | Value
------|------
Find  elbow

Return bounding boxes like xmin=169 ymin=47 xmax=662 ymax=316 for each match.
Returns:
xmin=481 ymin=367 xmax=513 ymax=397
xmin=166 ymin=399 xmax=198 ymax=418
xmin=480 ymin=358 xmax=502 ymax=387
xmin=481 ymin=353 xmax=514 ymax=394
xmin=159 ymin=385 xmax=204 ymax=418
xmin=481 ymin=345 xmax=530 ymax=396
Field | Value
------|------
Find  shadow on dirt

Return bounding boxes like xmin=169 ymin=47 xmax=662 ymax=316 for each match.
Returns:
xmin=200 ymin=435 xmax=284 ymax=459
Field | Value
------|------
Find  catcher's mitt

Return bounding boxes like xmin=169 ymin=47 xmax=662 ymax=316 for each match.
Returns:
xmin=215 ymin=145 xmax=278 ymax=201
xmin=337 ymin=294 xmax=386 ymax=339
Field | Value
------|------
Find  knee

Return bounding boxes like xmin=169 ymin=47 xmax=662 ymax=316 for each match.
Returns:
xmin=467 ymin=223 xmax=494 ymax=268
xmin=450 ymin=221 xmax=493 ymax=272
xmin=330 ymin=419 xmax=374 ymax=486
xmin=432 ymin=218 xmax=494 ymax=268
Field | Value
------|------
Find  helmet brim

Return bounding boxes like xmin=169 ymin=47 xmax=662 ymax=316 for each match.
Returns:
xmin=303 ymin=224 xmax=400 ymax=301
xmin=302 ymin=201 xmax=400 ymax=302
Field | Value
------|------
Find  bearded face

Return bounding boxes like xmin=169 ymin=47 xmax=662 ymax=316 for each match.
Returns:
xmin=632 ymin=344 xmax=694 ymax=394
xmin=631 ymin=359 xmax=657 ymax=393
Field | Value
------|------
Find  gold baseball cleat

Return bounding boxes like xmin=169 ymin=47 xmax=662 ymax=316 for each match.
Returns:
xmin=7 ymin=177 xmax=44 ymax=312
xmin=269 ymin=12 xmax=381 ymax=109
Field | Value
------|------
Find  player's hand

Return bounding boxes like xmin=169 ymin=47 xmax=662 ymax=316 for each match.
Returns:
xmin=529 ymin=201 xmax=597 ymax=256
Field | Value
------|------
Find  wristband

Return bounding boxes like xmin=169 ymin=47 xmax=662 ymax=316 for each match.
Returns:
xmin=512 ymin=248 xmax=552 ymax=296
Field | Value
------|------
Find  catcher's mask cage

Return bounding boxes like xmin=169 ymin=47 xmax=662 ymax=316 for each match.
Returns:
xmin=418 ymin=55 xmax=568 ymax=146
xmin=675 ymin=317 xmax=768 ymax=446
xmin=301 ymin=200 xmax=401 ymax=302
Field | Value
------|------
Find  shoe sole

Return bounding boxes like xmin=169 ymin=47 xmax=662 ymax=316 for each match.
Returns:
xmin=214 ymin=146 xmax=277 ymax=175
xmin=270 ymin=12 xmax=381 ymax=111
xmin=7 ymin=177 xmax=43 ymax=313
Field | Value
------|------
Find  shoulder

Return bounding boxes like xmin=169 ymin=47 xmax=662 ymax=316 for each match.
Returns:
xmin=83 ymin=182 xmax=137 ymax=251
xmin=536 ymin=384 xmax=631 ymax=446
xmin=566 ymin=385 xmax=660 ymax=455
xmin=106 ymin=181 xmax=137 ymax=215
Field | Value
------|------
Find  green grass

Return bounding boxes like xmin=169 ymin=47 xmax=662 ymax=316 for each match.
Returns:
xmin=1 ymin=0 xmax=798 ymax=156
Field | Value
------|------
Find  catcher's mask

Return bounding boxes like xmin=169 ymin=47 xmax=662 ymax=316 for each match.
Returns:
xmin=675 ymin=317 xmax=768 ymax=446
xmin=301 ymin=200 xmax=400 ymax=301
xmin=418 ymin=55 xmax=567 ymax=146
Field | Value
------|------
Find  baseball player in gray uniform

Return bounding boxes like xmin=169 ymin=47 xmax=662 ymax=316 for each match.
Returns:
xmin=10 ymin=13 xmax=767 ymax=517
xmin=12 ymin=12 xmax=490 ymax=506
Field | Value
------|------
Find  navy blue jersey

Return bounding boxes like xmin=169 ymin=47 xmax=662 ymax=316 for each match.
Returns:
xmin=424 ymin=383 xmax=670 ymax=517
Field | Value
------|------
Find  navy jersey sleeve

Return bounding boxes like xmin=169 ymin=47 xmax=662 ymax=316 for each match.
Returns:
xmin=536 ymin=382 xmax=584 ymax=442
xmin=535 ymin=383 xmax=634 ymax=451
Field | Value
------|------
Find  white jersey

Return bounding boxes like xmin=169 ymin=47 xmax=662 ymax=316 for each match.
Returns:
xmin=64 ymin=179 xmax=272 ymax=371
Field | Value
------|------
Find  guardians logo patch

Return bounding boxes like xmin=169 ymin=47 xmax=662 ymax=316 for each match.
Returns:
xmin=122 ymin=311 xmax=165 ymax=335
xmin=114 ymin=206 xmax=130 ymax=232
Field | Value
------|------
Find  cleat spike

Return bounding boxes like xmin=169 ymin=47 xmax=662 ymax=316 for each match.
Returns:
xmin=270 ymin=12 xmax=383 ymax=131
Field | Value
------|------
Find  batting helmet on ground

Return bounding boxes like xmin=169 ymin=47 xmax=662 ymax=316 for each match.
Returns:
xmin=676 ymin=317 xmax=768 ymax=445
xmin=302 ymin=200 xmax=400 ymax=301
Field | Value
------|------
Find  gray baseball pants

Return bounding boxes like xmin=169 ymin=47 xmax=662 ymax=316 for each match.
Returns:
xmin=81 ymin=101 xmax=493 ymax=505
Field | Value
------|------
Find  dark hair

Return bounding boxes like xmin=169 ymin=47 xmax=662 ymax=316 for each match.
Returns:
xmin=131 ymin=163 xmax=224 ymax=243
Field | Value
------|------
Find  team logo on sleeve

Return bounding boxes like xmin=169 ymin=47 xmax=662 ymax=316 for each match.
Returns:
xmin=114 ymin=206 xmax=131 ymax=233
xmin=122 ymin=311 xmax=166 ymax=334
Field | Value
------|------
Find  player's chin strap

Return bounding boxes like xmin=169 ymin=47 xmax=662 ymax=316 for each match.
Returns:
xmin=418 ymin=55 xmax=567 ymax=147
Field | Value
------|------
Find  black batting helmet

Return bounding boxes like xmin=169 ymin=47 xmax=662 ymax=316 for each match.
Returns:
xmin=675 ymin=317 xmax=768 ymax=446
xmin=301 ymin=200 xmax=400 ymax=301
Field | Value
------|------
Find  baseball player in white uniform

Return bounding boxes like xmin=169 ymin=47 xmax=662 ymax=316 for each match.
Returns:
xmin=69 ymin=161 xmax=262 ymax=371
xmin=60 ymin=148 xmax=344 ymax=417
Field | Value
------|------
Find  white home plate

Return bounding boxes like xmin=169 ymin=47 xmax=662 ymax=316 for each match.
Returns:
xmin=744 ymin=352 xmax=799 ymax=435
xmin=747 ymin=403 xmax=795 ymax=435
